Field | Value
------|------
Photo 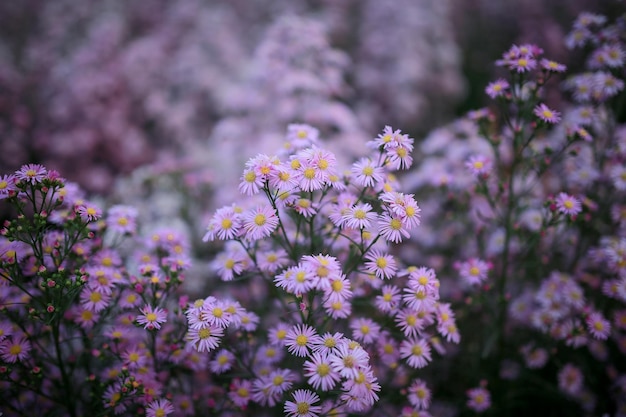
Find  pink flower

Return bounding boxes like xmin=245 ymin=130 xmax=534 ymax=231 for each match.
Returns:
xmin=585 ymin=311 xmax=611 ymax=340
xmin=399 ymin=338 xmax=432 ymax=369
xmin=351 ymin=157 xmax=385 ymax=188
xmin=146 ymin=398 xmax=174 ymax=417
xmin=457 ymin=258 xmax=491 ymax=286
xmin=106 ymin=205 xmax=138 ymax=235
xmin=285 ymin=324 xmax=321 ymax=357
xmin=465 ymin=155 xmax=492 ymax=177
xmin=0 ymin=174 xmax=17 ymax=199
xmin=136 ymin=304 xmax=167 ymax=330
xmin=243 ymin=205 xmax=279 ymax=241
xmin=534 ymin=103 xmax=561 ymax=124
xmin=364 ymin=250 xmax=397 ymax=280
xmin=0 ymin=336 xmax=31 ymax=363
xmin=15 ymin=164 xmax=47 ymax=184
xmin=554 ymin=192 xmax=582 ymax=217
xmin=485 ymin=78 xmax=509 ymax=98
xmin=467 ymin=387 xmax=491 ymax=412
xmin=303 ymin=352 xmax=340 ymax=391
xmin=284 ymin=389 xmax=321 ymax=417
xmin=76 ymin=202 xmax=102 ymax=222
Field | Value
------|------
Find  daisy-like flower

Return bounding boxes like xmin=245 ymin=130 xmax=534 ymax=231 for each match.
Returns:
xmin=558 ymin=363 xmax=584 ymax=396
xmin=146 ymin=398 xmax=174 ymax=417
xmin=554 ymin=192 xmax=582 ymax=217
xmin=303 ymin=351 xmax=340 ymax=391
xmin=229 ymin=379 xmax=252 ymax=408
xmin=364 ymin=250 xmax=397 ymax=280
xmin=275 ymin=265 xmax=316 ymax=295
xmin=106 ymin=205 xmax=138 ymax=235
xmin=295 ymin=161 xmax=326 ymax=192
xmin=408 ymin=379 xmax=431 ymax=410
xmin=467 ymin=387 xmax=491 ymax=412
xmin=0 ymin=337 xmax=32 ymax=363
xmin=301 ymin=254 xmax=343 ymax=289
xmin=205 ymin=204 xmax=242 ymax=241
xmin=267 ymin=368 xmax=295 ymax=396
xmin=312 ymin=331 xmax=344 ymax=355
xmin=351 ymin=157 xmax=385 ymax=188
xmin=386 ymin=144 xmax=413 ymax=170
xmin=457 ymin=258 xmax=491 ymax=286
xmin=329 ymin=341 xmax=370 ymax=379
xmin=239 ymin=168 xmax=263 ymax=196
xmin=187 ymin=324 xmax=224 ymax=352
xmin=350 ymin=317 xmax=381 ymax=345
xmin=534 ymin=103 xmax=562 ymax=124
xmin=395 ymin=308 xmax=425 ymax=338
xmin=268 ymin=322 xmax=291 ymax=347
xmin=380 ymin=192 xmax=421 ymax=228
xmin=77 ymin=203 xmax=102 ymax=222
xmin=324 ymin=297 xmax=352 ymax=319
xmin=80 ymin=287 xmax=111 ymax=312
xmin=136 ymin=304 xmax=168 ymax=330
xmin=342 ymin=203 xmax=377 ymax=230
xmin=400 ymin=338 xmax=432 ymax=369
xmin=74 ymin=307 xmax=100 ymax=330
xmin=585 ymin=311 xmax=611 ymax=340
xmin=0 ymin=174 xmax=17 ymax=199
xmin=286 ymin=124 xmax=320 ymax=150
xmin=285 ymin=324 xmax=321 ymax=357
xmin=485 ymin=78 xmax=509 ymax=98
xmin=284 ymin=389 xmax=322 ymax=417
xmin=521 ymin=344 xmax=549 ymax=369
xmin=375 ymin=285 xmax=401 ymax=313
xmin=540 ymin=58 xmax=567 ymax=72
xmin=0 ymin=321 xmax=13 ymax=342
xmin=378 ymin=213 xmax=410 ymax=243
xmin=243 ymin=205 xmax=279 ymax=241
xmin=292 ymin=198 xmax=317 ymax=218
xmin=323 ymin=275 xmax=353 ymax=303
xmin=15 ymin=163 xmax=47 ymax=184
xmin=121 ymin=346 xmax=149 ymax=369
xmin=465 ymin=155 xmax=492 ymax=177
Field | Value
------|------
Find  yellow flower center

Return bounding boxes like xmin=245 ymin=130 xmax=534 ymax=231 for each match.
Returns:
xmin=317 ymin=363 xmax=330 ymax=376
xmin=198 ymin=328 xmax=211 ymax=339
xmin=254 ymin=214 xmax=267 ymax=226
xmin=304 ymin=167 xmax=316 ymax=180
xmin=244 ymin=171 xmax=256 ymax=182
xmin=412 ymin=345 xmax=423 ymax=356
xmin=296 ymin=334 xmax=308 ymax=346
xmin=297 ymin=402 xmax=310 ymax=414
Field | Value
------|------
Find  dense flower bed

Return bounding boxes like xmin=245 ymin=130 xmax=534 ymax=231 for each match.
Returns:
xmin=1 ymin=8 xmax=625 ymax=417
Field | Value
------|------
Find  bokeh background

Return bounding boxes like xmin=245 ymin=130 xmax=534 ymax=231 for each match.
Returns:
xmin=1 ymin=0 xmax=618 ymax=197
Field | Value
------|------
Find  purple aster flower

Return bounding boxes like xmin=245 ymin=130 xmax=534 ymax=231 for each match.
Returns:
xmin=485 ymin=79 xmax=509 ymax=99
xmin=533 ymin=103 xmax=561 ymax=124
xmin=554 ymin=192 xmax=582 ymax=217
xmin=15 ymin=164 xmax=47 ymax=185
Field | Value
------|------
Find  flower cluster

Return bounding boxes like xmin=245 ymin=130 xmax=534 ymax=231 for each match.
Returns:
xmin=195 ymin=123 xmax=459 ymax=415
